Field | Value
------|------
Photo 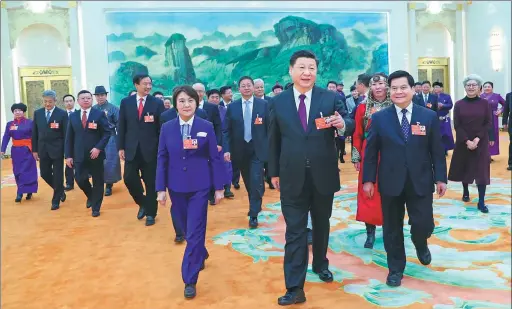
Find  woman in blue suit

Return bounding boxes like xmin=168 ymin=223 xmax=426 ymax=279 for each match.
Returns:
xmin=156 ymin=85 xmax=225 ymax=299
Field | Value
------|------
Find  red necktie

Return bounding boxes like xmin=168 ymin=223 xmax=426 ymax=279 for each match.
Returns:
xmin=81 ymin=111 xmax=87 ymax=128
xmin=138 ymin=98 xmax=144 ymax=119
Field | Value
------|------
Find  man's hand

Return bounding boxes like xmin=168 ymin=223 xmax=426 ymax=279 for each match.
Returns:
xmin=363 ymin=182 xmax=374 ymax=198
xmin=353 ymin=162 xmax=360 ymax=172
xmin=66 ymin=158 xmax=73 ymax=168
xmin=328 ymin=111 xmax=345 ymax=129
xmin=33 ymin=152 xmax=40 ymax=161
xmin=119 ymin=149 xmax=125 ymax=161
xmin=271 ymin=177 xmax=280 ymax=191
xmin=214 ymin=190 xmax=224 ymax=204
xmin=90 ymin=148 xmax=101 ymax=159
xmin=217 ymin=145 xmax=222 ymax=152
xmin=489 ymin=141 xmax=495 ymax=147
xmin=438 ymin=103 xmax=444 ymax=109
xmin=157 ymin=191 xmax=167 ymax=205
xmin=436 ymin=182 xmax=447 ymax=197
xmin=224 ymin=152 xmax=231 ymax=162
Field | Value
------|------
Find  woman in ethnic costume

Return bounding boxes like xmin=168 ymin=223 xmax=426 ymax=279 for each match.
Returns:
xmin=1 ymin=103 xmax=38 ymax=202
xmin=480 ymin=81 xmax=505 ymax=158
xmin=352 ymin=73 xmax=393 ymax=248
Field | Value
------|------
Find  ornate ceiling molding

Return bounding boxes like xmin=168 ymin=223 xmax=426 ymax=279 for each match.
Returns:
xmin=416 ymin=9 xmax=457 ymax=41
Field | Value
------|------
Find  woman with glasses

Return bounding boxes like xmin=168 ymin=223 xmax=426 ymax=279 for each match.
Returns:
xmin=448 ymin=74 xmax=495 ymax=213
xmin=480 ymin=81 xmax=505 ymax=159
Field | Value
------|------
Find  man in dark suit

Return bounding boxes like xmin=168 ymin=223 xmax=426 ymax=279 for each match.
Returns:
xmin=268 ymin=50 xmax=354 ymax=306
xmin=63 ymin=94 xmax=77 ymax=191
xmin=254 ymin=78 xmax=274 ymax=189
xmin=413 ymin=81 xmax=439 ymax=112
xmin=220 ymin=85 xmax=241 ymax=189
xmin=65 ymin=90 xmax=111 ymax=217
xmin=32 ymin=90 xmax=68 ymax=210
xmin=117 ymin=74 xmax=166 ymax=226
xmin=503 ymin=91 xmax=512 ymax=170
xmin=224 ymin=76 xmax=269 ymax=228
xmin=362 ymin=70 xmax=447 ymax=287
xmin=160 ymin=107 xmax=207 ymax=127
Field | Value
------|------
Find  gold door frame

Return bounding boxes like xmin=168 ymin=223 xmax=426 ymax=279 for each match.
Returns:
xmin=417 ymin=57 xmax=450 ymax=95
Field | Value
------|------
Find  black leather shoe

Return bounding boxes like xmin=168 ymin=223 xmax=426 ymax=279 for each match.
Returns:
xmin=200 ymin=252 xmax=209 ymax=271
xmin=307 ymin=229 xmax=313 ymax=245
xmin=249 ymin=217 xmax=258 ymax=228
xmin=267 ymin=181 xmax=275 ymax=189
xmin=145 ymin=216 xmax=155 ymax=226
xmin=184 ymin=284 xmax=196 ymax=299
xmin=386 ymin=272 xmax=403 ymax=287
xmin=224 ymin=189 xmax=234 ymax=198
xmin=209 ymin=198 xmax=216 ymax=206
xmin=233 ymin=183 xmax=240 ymax=190
xmin=507 ymin=165 xmax=512 ymax=171
xmin=364 ymin=230 xmax=376 ymax=249
xmin=478 ymin=204 xmax=489 ymax=213
xmin=416 ymin=246 xmax=432 ymax=265
xmin=92 ymin=211 xmax=100 ymax=217
xmin=137 ymin=206 xmax=146 ymax=220
xmin=15 ymin=194 xmax=22 ymax=203
xmin=277 ymin=288 xmax=306 ymax=306
xmin=462 ymin=195 xmax=470 ymax=202
xmin=105 ymin=187 xmax=112 ymax=196
xmin=340 ymin=157 xmax=345 ymax=163
xmin=51 ymin=203 xmax=60 ymax=210
xmin=315 ymin=269 xmax=334 ymax=283
xmin=86 ymin=200 xmax=92 ymax=209
xmin=64 ymin=185 xmax=74 ymax=192
xmin=175 ymin=235 xmax=185 ymax=244
xmin=26 ymin=193 xmax=32 ymax=200
xmin=60 ymin=192 xmax=66 ymax=202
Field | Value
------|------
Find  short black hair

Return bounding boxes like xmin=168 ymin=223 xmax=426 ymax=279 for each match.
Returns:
xmin=483 ymin=81 xmax=494 ymax=88
xmin=133 ymin=74 xmax=152 ymax=85
xmin=414 ymin=82 xmax=422 ymax=86
xmin=77 ymin=90 xmax=92 ymax=98
xmin=163 ymin=97 xmax=172 ymax=102
xmin=289 ymin=50 xmax=319 ymax=67
xmin=207 ymin=89 xmax=221 ymax=98
xmin=388 ymin=70 xmax=415 ymax=88
xmin=152 ymin=91 xmax=164 ymax=96
xmin=421 ymin=80 xmax=431 ymax=86
xmin=432 ymin=81 xmax=443 ymax=88
xmin=172 ymin=85 xmax=199 ymax=109
xmin=219 ymin=86 xmax=232 ymax=95
xmin=272 ymin=84 xmax=283 ymax=91
xmin=63 ymin=94 xmax=75 ymax=101
xmin=284 ymin=82 xmax=293 ymax=90
xmin=238 ymin=76 xmax=254 ymax=86
xmin=338 ymin=82 xmax=344 ymax=87
xmin=357 ymin=73 xmax=371 ymax=87
xmin=350 ymin=85 xmax=357 ymax=92
xmin=326 ymin=81 xmax=337 ymax=87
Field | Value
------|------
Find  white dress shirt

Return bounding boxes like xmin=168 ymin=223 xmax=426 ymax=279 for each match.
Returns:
xmin=45 ymin=106 xmax=56 ymax=118
xmin=66 ymin=109 xmax=74 ymax=117
xmin=198 ymin=100 xmax=204 ymax=109
xmin=136 ymin=95 xmax=147 ymax=107
xmin=293 ymin=87 xmax=312 ymax=123
xmin=423 ymin=93 xmax=429 ymax=103
xmin=395 ymin=102 xmax=413 ymax=124
xmin=241 ymin=96 xmax=254 ymax=119
xmin=179 ymin=115 xmax=195 ymax=137
xmin=81 ymin=107 xmax=92 ymax=120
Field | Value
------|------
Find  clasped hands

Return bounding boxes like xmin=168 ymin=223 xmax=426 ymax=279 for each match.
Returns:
xmin=466 ymin=137 xmax=480 ymax=150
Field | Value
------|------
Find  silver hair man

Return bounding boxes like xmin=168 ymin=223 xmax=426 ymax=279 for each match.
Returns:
xmin=42 ymin=90 xmax=57 ymax=100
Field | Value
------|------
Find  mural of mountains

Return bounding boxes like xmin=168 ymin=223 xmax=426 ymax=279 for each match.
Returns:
xmin=106 ymin=12 xmax=389 ymax=105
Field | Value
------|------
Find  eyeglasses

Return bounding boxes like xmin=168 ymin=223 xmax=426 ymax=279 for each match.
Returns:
xmin=465 ymin=83 xmax=479 ymax=88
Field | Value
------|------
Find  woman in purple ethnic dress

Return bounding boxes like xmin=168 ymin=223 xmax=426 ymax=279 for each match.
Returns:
xmin=432 ymin=82 xmax=455 ymax=155
xmin=448 ymin=75 xmax=495 ymax=213
xmin=1 ymin=103 xmax=38 ymax=202
xmin=481 ymin=81 xmax=505 ymax=158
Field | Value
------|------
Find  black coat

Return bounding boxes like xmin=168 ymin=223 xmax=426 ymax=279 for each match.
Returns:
xmin=32 ymin=107 xmax=68 ymax=159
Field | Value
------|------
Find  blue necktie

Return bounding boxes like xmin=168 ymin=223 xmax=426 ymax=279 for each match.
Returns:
xmin=181 ymin=124 xmax=190 ymax=140
xmin=244 ymin=100 xmax=252 ymax=142
xmin=401 ymin=109 xmax=410 ymax=142
xmin=46 ymin=111 xmax=51 ymax=123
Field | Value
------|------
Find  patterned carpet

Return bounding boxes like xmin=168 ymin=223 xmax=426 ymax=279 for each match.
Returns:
xmin=1 ymin=133 xmax=510 ymax=309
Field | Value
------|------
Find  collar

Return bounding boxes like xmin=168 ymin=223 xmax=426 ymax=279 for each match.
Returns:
xmin=179 ymin=115 xmax=195 ymax=126
xmin=293 ymin=87 xmax=313 ymax=100
xmin=66 ymin=108 xmax=74 ymax=113
xmin=45 ymin=106 xmax=56 ymax=113
xmin=241 ymin=96 xmax=254 ymax=104
xmin=136 ymin=95 xmax=147 ymax=103
xmin=81 ymin=107 xmax=92 ymax=113
xmin=395 ymin=102 xmax=413 ymax=114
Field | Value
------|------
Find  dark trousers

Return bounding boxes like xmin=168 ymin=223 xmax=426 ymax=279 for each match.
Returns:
xmin=74 ymin=158 xmax=104 ymax=212
xmin=123 ymin=147 xmax=158 ymax=217
xmin=39 ymin=156 xmax=64 ymax=204
xmin=170 ymin=189 xmax=209 ymax=284
xmin=169 ymin=189 xmax=184 ymax=237
xmin=65 ymin=165 xmax=74 ymax=187
xmin=335 ymin=138 xmax=345 ymax=160
xmin=264 ymin=162 xmax=271 ymax=184
xmin=232 ymin=165 xmax=240 ymax=185
xmin=508 ymin=133 xmax=512 ymax=166
xmin=381 ymin=176 xmax=434 ymax=274
xmin=236 ymin=141 xmax=264 ymax=218
xmin=281 ymin=168 xmax=333 ymax=289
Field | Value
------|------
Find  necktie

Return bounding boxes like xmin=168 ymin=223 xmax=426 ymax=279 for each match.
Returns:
xmin=46 ymin=111 xmax=51 ymax=123
xmin=298 ymin=94 xmax=307 ymax=131
xmin=181 ymin=124 xmax=190 ymax=139
xmin=401 ymin=109 xmax=410 ymax=142
xmin=244 ymin=100 xmax=252 ymax=142
xmin=138 ymin=98 xmax=144 ymax=119
xmin=424 ymin=94 xmax=428 ymax=103
xmin=82 ymin=110 xmax=87 ymax=128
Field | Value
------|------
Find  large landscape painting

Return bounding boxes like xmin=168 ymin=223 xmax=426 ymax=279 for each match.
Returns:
xmin=105 ymin=11 xmax=389 ymax=105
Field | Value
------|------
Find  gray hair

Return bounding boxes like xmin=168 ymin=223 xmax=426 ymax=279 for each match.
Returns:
xmin=254 ymin=78 xmax=264 ymax=85
xmin=462 ymin=74 xmax=483 ymax=87
xmin=42 ymin=90 xmax=57 ymax=100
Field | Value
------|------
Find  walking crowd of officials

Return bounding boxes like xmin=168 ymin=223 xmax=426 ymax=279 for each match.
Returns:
xmin=1 ymin=49 xmax=510 ymax=305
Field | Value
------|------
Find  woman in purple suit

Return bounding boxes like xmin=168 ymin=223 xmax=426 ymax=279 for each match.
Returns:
xmin=432 ymin=82 xmax=455 ymax=155
xmin=481 ymin=81 xmax=505 ymax=158
xmin=1 ymin=103 xmax=38 ymax=202
xmin=156 ymin=85 xmax=224 ymax=299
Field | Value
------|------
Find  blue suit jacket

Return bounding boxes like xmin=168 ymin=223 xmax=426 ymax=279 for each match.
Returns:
xmin=65 ymin=108 xmax=111 ymax=162
xmin=414 ymin=93 xmax=439 ymax=112
xmin=200 ymin=101 xmax=223 ymax=146
xmin=502 ymin=92 xmax=512 ymax=132
xmin=156 ymin=117 xmax=224 ymax=193
xmin=362 ymin=104 xmax=447 ymax=196
xmin=223 ymin=97 xmax=269 ymax=164
xmin=32 ymin=107 xmax=68 ymax=159
xmin=437 ymin=93 xmax=453 ymax=117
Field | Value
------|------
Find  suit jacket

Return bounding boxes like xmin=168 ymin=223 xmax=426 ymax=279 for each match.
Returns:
xmin=223 ymin=97 xmax=269 ymax=164
xmin=414 ymin=92 xmax=439 ymax=112
xmin=117 ymin=94 xmax=165 ymax=162
xmin=268 ymin=86 xmax=354 ymax=196
xmin=65 ymin=108 xmax=111 ymax=162
xmin=502 ymin=92 xmax=512 ymax=132
xmin=437 ymin=93 xmax=453 ymax=117
xmin=199 ymin=101 xmax=222 ymax=146
xmin=32 ymin=107 xmax=68 ymax=159
xmin=362 ymin=104 xmax=447 ymax=197
xmin=159 ymin=108 xmax=207 ymax=127
xmin=156 ymin=117 xmax=224 ymax=193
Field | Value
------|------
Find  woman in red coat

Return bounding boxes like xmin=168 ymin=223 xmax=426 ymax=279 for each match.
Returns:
xmin=352 ymin=73 xmax=393 ymax=248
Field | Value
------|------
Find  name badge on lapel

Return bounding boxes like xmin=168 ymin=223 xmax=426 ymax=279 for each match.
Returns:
xmin=254 ymin=114 xmax=263 ymax=125
xmin=411 ymin=122 xmax=426 ymax=136
xmin=426 ymin=103 xmax=432 ymax=109
xmin=50 ymin=121 xmax=59 ymax=129
xmin=183 ymin=138 xmax=198 ymax=149
xmin=144 ymin=113 xmax=154 ymax=123
xmin=88 ymin=121 xmax=98 ymax=130
xmin=315 ymin=112 xmax=332 ymax=130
